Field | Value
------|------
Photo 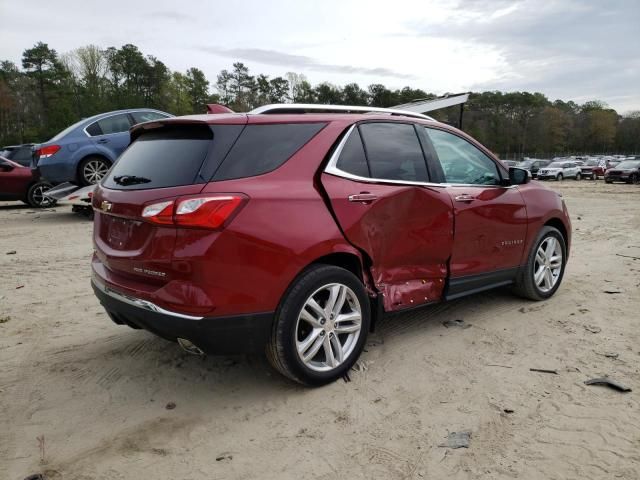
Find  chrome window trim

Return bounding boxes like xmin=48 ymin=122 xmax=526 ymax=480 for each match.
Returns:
xmin=92 ymin=274 xmax=204 ymax=321
xmin=324 ymin=124 xmax=518 ymax=189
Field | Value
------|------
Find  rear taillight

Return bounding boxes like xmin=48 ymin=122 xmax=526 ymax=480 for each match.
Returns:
xmin=141 ymin=195 xmax=246 ymax=229
xmin=141 ymin=200 xmax=174 ymax=225
xmin=36 ymin=145 xmax=61 ymax=158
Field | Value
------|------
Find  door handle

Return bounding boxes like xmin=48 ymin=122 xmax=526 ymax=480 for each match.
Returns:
xmin=454 ymin=194 xmax=475 ymax=203
xmin=348 ymin=193 xmax=378 ymax=203
xmin=97 ymin=138 xmax=109 ymax=144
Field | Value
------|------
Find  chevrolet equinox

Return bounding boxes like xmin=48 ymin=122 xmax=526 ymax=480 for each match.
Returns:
xmin=91 ymin=104 xmax=571 ymax=385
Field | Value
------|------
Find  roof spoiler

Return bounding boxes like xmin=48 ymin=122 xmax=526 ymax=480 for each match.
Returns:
xmin=206 ymin=104 xmax=235 ymax=114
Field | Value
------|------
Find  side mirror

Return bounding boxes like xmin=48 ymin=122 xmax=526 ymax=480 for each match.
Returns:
xmin=509 ymin=167 xmax=530 ymax=185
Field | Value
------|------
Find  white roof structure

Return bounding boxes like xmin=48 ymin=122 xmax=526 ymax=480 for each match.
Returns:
xmin=393 ymin=93 xmax=470 ymax=114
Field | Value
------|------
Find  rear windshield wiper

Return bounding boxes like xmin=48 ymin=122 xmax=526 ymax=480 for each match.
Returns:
xmin=113 ymin=175 xmax=151 ymax=186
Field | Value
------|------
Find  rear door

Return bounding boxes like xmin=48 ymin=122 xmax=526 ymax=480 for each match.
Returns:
xmin=321 ymin=122 xmax=454 ymax=311
xmin=86 ymin=113 xmax=134 ymax=158
xmin=422 ymin=127 xmax=527 ymax=296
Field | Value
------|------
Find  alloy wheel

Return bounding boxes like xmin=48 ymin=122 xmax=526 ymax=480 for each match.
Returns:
xmin=295 ymin=283 xmax=362 ymax=372
xmin=534 ymin=237 xmax=563 ymax=293
xmin=32 ymin=184 xmax=53 ymax=207
xmin=83 ymin=159 xmax=109 ymax=184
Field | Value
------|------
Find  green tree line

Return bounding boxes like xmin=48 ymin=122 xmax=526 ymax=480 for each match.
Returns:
xmin=1 ymin=42 xmax=639 ymax=158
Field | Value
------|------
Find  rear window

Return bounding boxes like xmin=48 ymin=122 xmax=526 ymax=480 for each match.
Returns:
xmin=213 ymin=123 xmax=326 ymax=181
xmin=9 ymin=147 xmax=33 ymax=166
xmin=336 ymin=128 xmax=370 ymax=178
xmin=102 ymin=125 xmax=213 ymax=190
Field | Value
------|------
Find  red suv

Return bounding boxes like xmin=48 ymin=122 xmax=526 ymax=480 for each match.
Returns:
xmin=91 ymin=104 xmax=571 ymax=385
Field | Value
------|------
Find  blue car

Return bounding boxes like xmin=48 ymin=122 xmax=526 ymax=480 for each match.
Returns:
xmin=36 ymin=108 xmax=172 ymax=185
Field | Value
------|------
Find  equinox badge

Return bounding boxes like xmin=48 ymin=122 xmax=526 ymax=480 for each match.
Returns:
xmin=100 ymin=201 xmax=113 ymax=212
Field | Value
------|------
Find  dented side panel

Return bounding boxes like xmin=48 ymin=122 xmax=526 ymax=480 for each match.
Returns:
xmin=320 ymin=173 xmax=454 ymax=311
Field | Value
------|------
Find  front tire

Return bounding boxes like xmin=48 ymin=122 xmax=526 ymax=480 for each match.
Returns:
xmin=575 ymin=172 xmax=581 ymax=181
xmin=556 ymin=173 xmax=563 ymax=181
xmin=267 ymin=264 xmax=370 ymax=386
xmin=78 ymin=156 xmax=110 ymax=186
xmin=26 ymin=182 xmax=56 ymax=208
xmin=513 ymin=226 xmax=567 ymax=301
xmin=591 ymin=173 xmax=597 ymax=180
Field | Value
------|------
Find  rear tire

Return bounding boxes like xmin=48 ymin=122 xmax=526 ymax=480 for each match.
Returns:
xmin=266 ymin=264 xmax=370 ymax=386
xmin=575 ymin=172 xmax=581 ymax=181
xmin=591 ymin=173 xmax=597 ymax=180
xmin=632 ymin=174 xmax=639 ymax=185
xmin=78 ymin=156 xmax=110 ymax=186
xmin=26 ymin=182 xmax=56 ymax=208
xmin=513 ymin=226 xmax=567 ymax=301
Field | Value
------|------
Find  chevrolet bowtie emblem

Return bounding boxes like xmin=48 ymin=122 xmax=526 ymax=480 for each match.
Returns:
xmin=100 ymin=201 xmax=113 ymax=212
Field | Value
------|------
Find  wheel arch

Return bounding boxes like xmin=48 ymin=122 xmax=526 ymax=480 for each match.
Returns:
xmin=544 ymin=217 xmax=570 ymax=254
xmin=285 ymin=247 xmax=380 ymax=331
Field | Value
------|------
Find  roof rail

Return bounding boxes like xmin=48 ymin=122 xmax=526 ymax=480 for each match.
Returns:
xmin=248 ymin=103 xmax=435 ymax=121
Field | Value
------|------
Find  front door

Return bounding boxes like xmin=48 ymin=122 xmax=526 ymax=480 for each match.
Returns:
xmin=322 ymin=122 xmax=454 ymax=311
xmin=422 ymin=127 xmax=527 ymax=294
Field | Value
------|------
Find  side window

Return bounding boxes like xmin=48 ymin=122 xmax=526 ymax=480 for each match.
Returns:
xmin=131 ymin=111 xmax=169 ymax=124
xmin=85 ymin=122 xmax=103 ymax=137
xmin=358 ymin=123 xmax=428 ymax=182
xmin=425 ymin=128 xmax=500 ymax=185
xmin=95 ymin=114 xmax=132 ymax=135
xmin=336 ymin=128 xmax=369 ymax=178
xmin=214 ymin=123 xmax=326 ymax=181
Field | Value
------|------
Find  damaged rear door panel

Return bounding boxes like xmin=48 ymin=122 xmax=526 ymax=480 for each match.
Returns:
xmin=320 ymin=121 xmax=454 ymax=312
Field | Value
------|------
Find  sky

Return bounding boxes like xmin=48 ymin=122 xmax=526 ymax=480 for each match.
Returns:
xmin=1 ymin=0 xmax=638 ymax=113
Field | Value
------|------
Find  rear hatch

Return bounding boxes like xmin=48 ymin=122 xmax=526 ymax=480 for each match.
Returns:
xmin=92 ymin=119 xmax=246 ymax=286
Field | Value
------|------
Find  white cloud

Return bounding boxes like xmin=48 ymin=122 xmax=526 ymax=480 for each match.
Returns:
xmin=0 ymin=0 xmax=637 ymax=112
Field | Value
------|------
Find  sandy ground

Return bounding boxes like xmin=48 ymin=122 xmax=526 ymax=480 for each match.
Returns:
xmin=1 ymin=180 xmax=639 ymax=480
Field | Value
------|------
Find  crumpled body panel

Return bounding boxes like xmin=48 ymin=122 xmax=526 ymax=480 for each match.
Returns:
xmin=321 ymin=173 xmax=454 ymax=311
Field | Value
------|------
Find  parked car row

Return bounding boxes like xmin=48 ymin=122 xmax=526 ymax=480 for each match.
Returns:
xmin=505 ymin=154 xmax=639 ymax=183
xmin=0 ymin=108 xmax=172 ymax=208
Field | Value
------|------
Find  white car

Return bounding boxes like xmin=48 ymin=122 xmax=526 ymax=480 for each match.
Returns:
xmin=537 ymin=161 xmax=582 ymax=181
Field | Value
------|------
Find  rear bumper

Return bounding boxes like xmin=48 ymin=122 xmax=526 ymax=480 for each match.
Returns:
xmin=92 ymin=275 xmax=274 ymax=354
xmin=605 ymin=175 xmax=629 ymax=182
xmin=38 ymin=157 xmax=76 ymax=184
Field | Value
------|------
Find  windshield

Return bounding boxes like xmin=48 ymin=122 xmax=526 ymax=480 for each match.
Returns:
xmin=547 ymin=162 xmax=564 ymax=168
xmin=615 ymin=160 xmax=640 ymax=169
xmin=585 ymin=159 xmax=599 ymax=166
xmin=517 ymin=161 xmax=533 ymax=167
